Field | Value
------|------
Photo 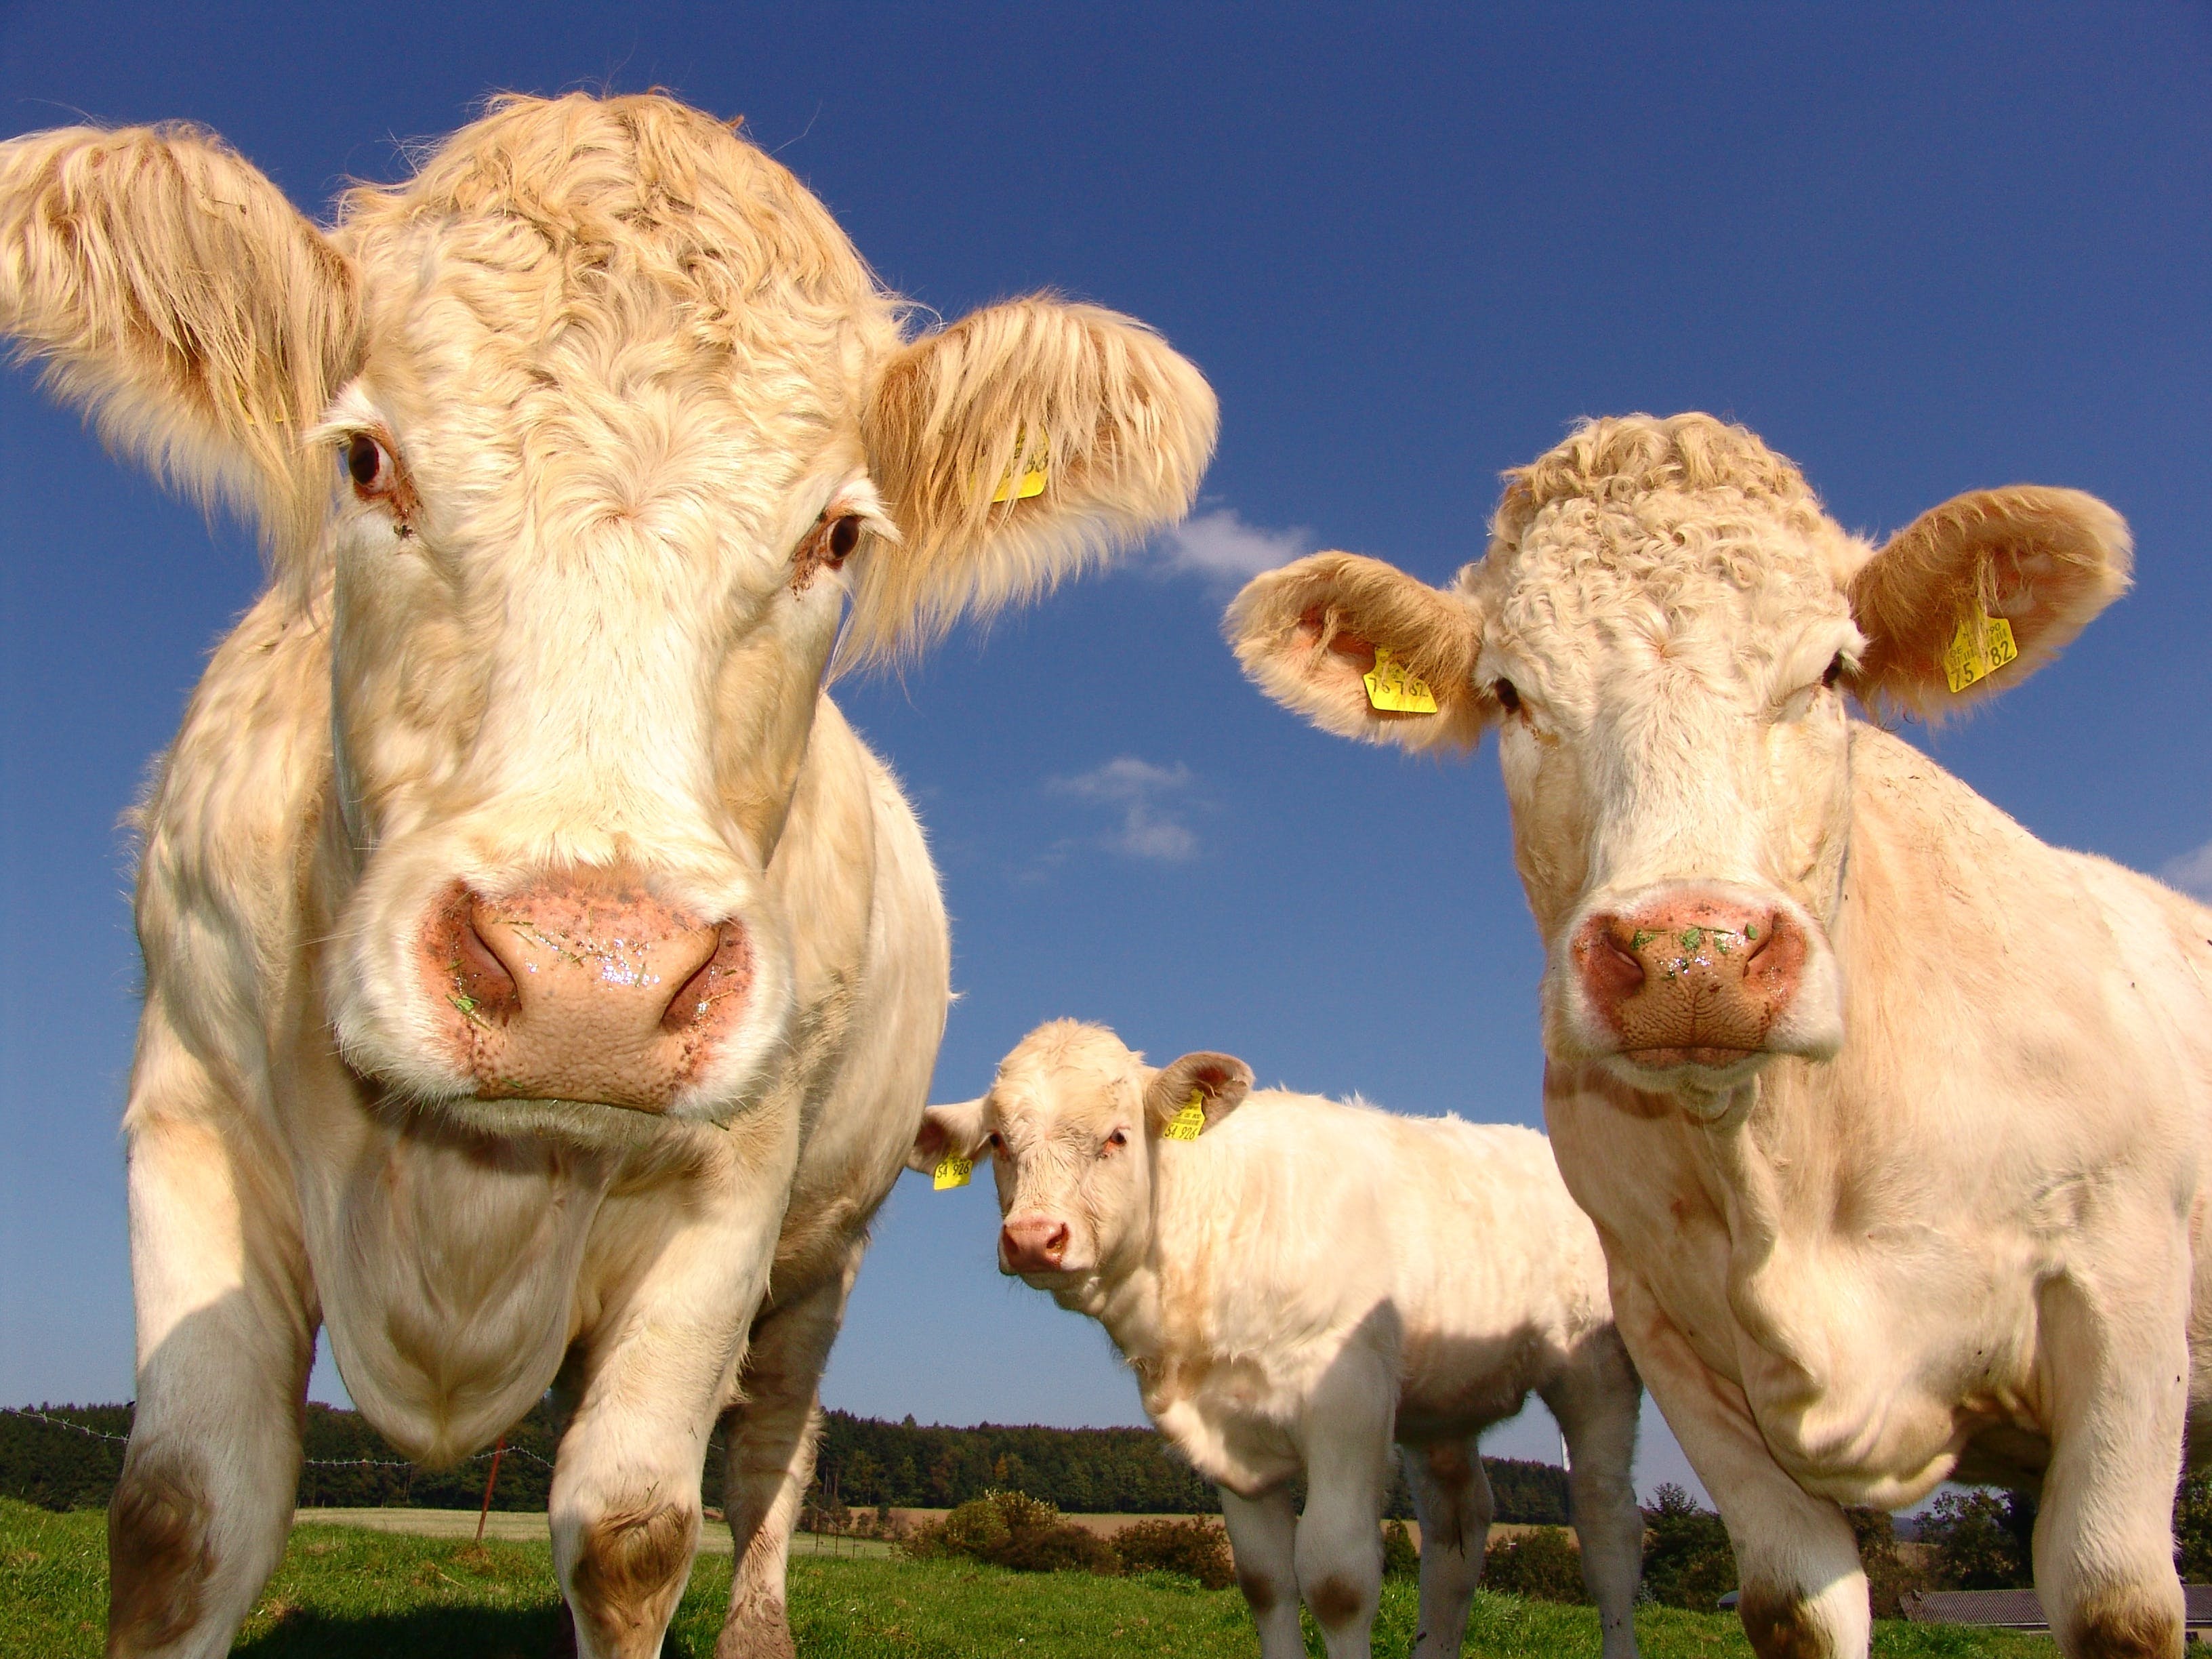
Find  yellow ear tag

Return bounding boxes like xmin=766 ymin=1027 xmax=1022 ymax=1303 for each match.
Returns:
xmin=1163 ymin=1090 xmax=1207 ymax=1143
xmin=1940 ymin=610 xmax=2019 ymax=695
xmin=1363 ymin=648 xmax=1439 ymax=714
xmin=932 ymin=1154 xmax=973 ymax=1191
xmin=989 ymin=436 xmax=1050 ymax=503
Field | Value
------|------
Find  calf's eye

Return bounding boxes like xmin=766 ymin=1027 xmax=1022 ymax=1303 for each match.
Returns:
xmin=346 ymin=433 xmax=388 ymax=493
xmin=826 ymin=514 xmax=861 ymax=564
xmin=1493 ymin=678 xmax=1523 ymax=714
xmin=1822 ymin=653 xmax=1845 ymax=689
xmin=986 ymin=1132 xmax=1003 ymax=1151
xmin=1105 ymin=1130 xmax=1128 ymax=1150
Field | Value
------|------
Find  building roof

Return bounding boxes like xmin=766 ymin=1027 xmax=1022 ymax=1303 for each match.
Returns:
xmin=1904 ymin=1585 xmax=2212 ymax=1629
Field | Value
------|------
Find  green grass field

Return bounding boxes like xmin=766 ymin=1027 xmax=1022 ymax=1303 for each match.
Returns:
xmin=0 ymin=1498 xmax=2059 ymax=1656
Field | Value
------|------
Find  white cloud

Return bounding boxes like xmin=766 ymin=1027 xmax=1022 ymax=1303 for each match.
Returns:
xmin=2162 ymin=840 xmax=2212 ymax=901
xmin=1048 ymin=756 xmax=1200 ymax=862
xmin=1151 ymin=508 xmax=1310 ymax=583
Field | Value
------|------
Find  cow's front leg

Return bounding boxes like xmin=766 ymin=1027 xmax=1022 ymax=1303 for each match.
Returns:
xmin=552 ymin=1124 xmax=798 ymax=1659
xmin=1294 ymin=1353 xmax=1397 ymax=1659
xmin=713 ymin=1256 xmax=861 ymax=1659
xmin=2032 ymin=1265 xmax=2189 ymax=1658
xmin=1399 ymin=1436 xmax=1490 ymax=1659
xmin=110 ymin=1076 xmax=316 ymax=1659
xmin=1218 ymin=1484 xmax=1304 ymax=1659
xmin=1543 ymin=1328 xmax=1645 ymax=1659
xmin=1612 ymin=1273 xmax=1868 ymax=1659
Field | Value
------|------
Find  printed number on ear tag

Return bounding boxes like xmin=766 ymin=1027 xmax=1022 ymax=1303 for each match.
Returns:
xmin=989 ymin=434 xmax=1050 ymax=504
xmin=1364 ymin=648 xmax=1439 ymax=714
xmin=1941 ymin=611 xmax=2019 ymax=695
xmin=1164 ymin=1091 xmax=1207 ymax=1143
xmin=933 ymin=1155 xmax=973 ymax=1191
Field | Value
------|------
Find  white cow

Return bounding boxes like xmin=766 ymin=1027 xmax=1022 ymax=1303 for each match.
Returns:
xmin=912 ymin=1019 xmax=1647 ymax=1659
xmin=0 ymin=94 xmax=1214 ymax=1658
xmin=1229 ymin=413 xmax=2212 ymax=1658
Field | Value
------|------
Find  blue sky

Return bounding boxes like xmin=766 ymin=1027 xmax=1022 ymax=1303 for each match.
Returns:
xmin=2 ymin=4 xmax=2208 ymax=1507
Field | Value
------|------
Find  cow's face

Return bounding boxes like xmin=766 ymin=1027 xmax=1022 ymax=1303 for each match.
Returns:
xmin=907 ymin=1023 xmax=1251 ymax=1287
xmin=1 ymin=95 xmax=1213 ymax=1137
xmin=1232 ymin=415 xmax=2128 ymax=1115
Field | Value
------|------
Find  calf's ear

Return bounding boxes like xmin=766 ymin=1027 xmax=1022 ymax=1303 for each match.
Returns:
xmin=848 ymin=297 xmax=1218 ymax=663
xmin=1846 ymin=487 xmax=2131 ymax=719
xmin=1226 ymin=552 xmax=1490 ymax=751
xmin=907 ymin=1099 xmax=991 ymax=1173
xmin=1143 ymin=1052 xmax=1255 ymax=1136
xmin=0 ymin=124 xmax=363 ymax=579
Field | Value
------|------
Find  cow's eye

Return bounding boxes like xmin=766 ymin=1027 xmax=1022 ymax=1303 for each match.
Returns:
xmin=1493 ymin=678 xmax=1523 ymax=714
xmin=345 ymin=433 xmax=390 ymax=495
xmin=1822 ymin=653 xmax=1845 ymax=689
xmin=825 ymin=514 xmax=862 ymax=565
xmin=985 ymin=1132 xmax=1003 ymax=1151
xmin=1104 ymin=1129 xmax=1128 ymax=1151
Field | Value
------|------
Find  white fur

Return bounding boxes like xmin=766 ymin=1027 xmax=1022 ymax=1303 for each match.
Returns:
xmin=924 ymin=1021 xmax=1646 ymax=1659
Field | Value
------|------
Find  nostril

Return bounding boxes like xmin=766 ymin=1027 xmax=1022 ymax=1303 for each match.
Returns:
xmin=454 ymin=897 xmax=520 ymax=1021
xmin=1043 ymin=1224 xmax=1069 ymax=1261
xmin=1740 ymin=914 xmax=1780 ymax=962
xmin=660 ymin=925 xmax=747 ymax=1033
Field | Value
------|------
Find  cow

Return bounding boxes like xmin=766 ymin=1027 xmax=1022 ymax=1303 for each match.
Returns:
xmin=1227 ymin=413 xmax=2212 ymax=1659
xmin=0 ymin=92 xmax=1216 ymax=1658
xmin=911 ymin=1019 xmax=1647 ymax=1659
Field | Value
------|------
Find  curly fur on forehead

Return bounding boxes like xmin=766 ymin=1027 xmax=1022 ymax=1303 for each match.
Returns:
xmin=1465 ymin=413 xmax=1864 ymax=671
xmin=333 ymin=93 xmax=902 ymax=425
xmin=995 ymin=1020 xmax=1143 ymax=1108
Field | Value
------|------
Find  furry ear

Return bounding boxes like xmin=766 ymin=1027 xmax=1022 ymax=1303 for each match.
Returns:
xmin=847 ymin=297 xmax=1216 ymax=663
xmin=907 ymin=1099 xmax=991 ymax=1173
xmin=0 ymin=124 xmax=363 ymax=582
xmin=1226 ymin=551 xmax=1490 ymax=751
xmin=1143 ymin=1052 xmax=1255 ymax=1136
xmin=1847 ymin=487 xmax=2131 ymax=719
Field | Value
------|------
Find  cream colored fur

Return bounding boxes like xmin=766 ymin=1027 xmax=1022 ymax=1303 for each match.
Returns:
xmin=0 ymin=93 xmax=1213 ymax=1659
xmin=1230 ymin=414 xmax=2210 ymax=1659
xmin=918 ymin=1021 xmax=1646 ymax=1659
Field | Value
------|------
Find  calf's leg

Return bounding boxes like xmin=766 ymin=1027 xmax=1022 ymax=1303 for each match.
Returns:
xmin=1294 ymin=1353 xmax=1397 ymax=1659
xmin=2032 ymin=1267 xmax=2188 ymax=1658
xmin=1613 ymin=1273 xmax=1868 ymax=1659
xmin=1218 ymin=1485 xmax=1304 ymax=1659
xmin=1401 ymin=1435 xmax=1491 ymax=1659
xmin=714 ymin=1258 xmax=861 ymax=1659
xmin=1543 ymin=1328 xmax=1645 ymax=1659
xmin=110 ymin=1076 xmax=316 ymax=1659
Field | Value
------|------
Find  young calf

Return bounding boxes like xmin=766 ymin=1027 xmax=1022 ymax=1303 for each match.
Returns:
xmin=912 ymin=1021 xmax=1645 ymax=1659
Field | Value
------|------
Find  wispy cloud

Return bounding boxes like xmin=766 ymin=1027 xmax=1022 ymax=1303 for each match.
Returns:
xmin=1048 ymin=756 xmax=1200 ymax=862
xmin=2162 ymin=840 xmax=2212 ymax=901
xmin=1151 ymin=508 xmax=1310 ymax=584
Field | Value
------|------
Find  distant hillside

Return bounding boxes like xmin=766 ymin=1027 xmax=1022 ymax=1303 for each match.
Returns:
xmin=1 ymin=1402 xmax=1570 ymax=1523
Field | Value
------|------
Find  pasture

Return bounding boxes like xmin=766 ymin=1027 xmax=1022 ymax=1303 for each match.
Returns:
xmin=0 ymin=1499 xmax=2056 ymax=1658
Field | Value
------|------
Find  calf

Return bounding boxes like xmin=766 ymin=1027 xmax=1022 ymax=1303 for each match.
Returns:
xmin=1230 ymin=413 xmax=2212 ymax=1658
xmin=0 ymin=94 xmax=1214 ymax=1658
xmin=914 ymin=1020 xmax=1646 ymax=1659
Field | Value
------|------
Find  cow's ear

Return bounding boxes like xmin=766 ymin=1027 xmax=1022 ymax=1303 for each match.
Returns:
xmin=1143 ymin=1052 xmax=1254 ymax=1136
xmin=846 ymin=297 xmax=1217 ymax=663
xmin=1846 ymin=487 xmax=2131 ymax=719
xmin=1227 ymin=552 xmax=1490 ymax=751
xmin=0 ymin=124 xmax=364 ymax=581
xmin=907 ymin=1098 xmax=991 ymax=1173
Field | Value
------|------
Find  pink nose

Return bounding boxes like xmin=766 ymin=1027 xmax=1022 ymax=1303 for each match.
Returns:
xmin=1571 ymin=893 xmax=1808 ymax=1069
xmin=422 ymin=870 xmax=751 ymax=1112
xmin=1000 ymin=1216 xmax=1070 ymax=1274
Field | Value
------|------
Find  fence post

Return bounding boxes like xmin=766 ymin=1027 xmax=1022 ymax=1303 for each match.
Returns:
xmin=474 ymin=1437 xmax=506 ymax=1544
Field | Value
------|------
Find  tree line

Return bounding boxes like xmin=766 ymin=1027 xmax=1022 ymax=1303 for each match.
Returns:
xmin=0 ymin=1400 xmax=1568 ymax=1522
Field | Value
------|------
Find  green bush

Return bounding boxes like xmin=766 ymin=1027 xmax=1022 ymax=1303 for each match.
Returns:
xmin=903 ymin=1489 xmax=1119 ymax=1575
xmin=1484 ymin=1526 xmax=1591 ymax=1604
xmin=1919 ymin=1490 xmax=2032 ymax=1591
xmin=1640 ymin=1483 xmax=1736 ymax=1611
xmin=1380 ymin=1519 xmax=1418 ymax=1579
xmin=1844 ymin=1504 xmax=1930 ymax=1618
xmin=1112 ymin=1517 xmax=1235 ymax=1589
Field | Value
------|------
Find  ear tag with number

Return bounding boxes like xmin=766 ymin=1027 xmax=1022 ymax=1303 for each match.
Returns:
xmin=1163 ymin=1090 xmax=1208 ymax=1143
xmin=932 ymin=1154 xmax=974 ymax=1191
xmin=1363 ymin=648 xmax=1439 ymax=714
xmin=989 ymin=434 xmax=1050 ymax=504
xmin=1940 ymin=610 xmax=2018 ymax=695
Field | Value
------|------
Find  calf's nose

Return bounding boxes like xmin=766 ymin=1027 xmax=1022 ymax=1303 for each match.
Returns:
xmin=1000 ymin=1217 xmax=1070 ymax=1274
xmin=1572 ymin=892 xmax=1808 ymax=1069
xmin=424 ymin=869 xmax=752 ymax=1111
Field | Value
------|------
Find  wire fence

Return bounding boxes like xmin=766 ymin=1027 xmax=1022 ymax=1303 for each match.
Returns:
xmin=0 ymin=1405 xmax=558 ymax=1471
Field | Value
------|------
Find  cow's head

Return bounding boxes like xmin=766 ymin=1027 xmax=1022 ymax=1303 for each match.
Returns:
xmin=1230 ymin=415 xmax=2127 ymax=1114
xmin=907 ymin=1021 xmax=1250 ymax=1284
xmin=0 ymin=95 xmax=1214 ymax=1135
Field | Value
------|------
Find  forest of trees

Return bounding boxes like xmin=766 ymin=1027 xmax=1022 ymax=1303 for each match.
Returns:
xmin=0 ymin=1400 xmax=1570 ymax=1522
